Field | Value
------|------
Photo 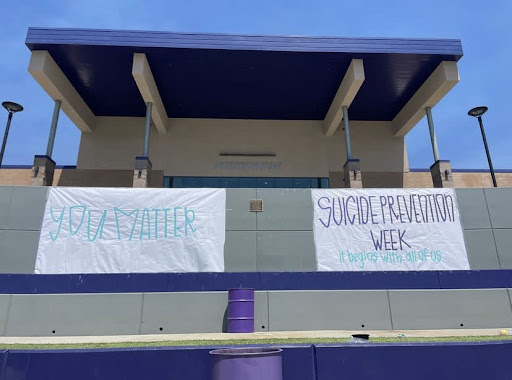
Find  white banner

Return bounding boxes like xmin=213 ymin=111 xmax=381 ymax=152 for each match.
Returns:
xmin=36 ymin=187 xmax=226 ymax=274
xmin=312 ymin=188 xmax=469 ymax=271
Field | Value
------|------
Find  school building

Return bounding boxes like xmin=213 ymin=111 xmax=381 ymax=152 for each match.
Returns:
xmin=0 ymin=28 xmax=511 ymax=355
xmin=0 ymin=27 xmax=509 ymax=189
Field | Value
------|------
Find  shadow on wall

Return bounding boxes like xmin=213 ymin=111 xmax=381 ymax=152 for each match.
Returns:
xmin=56 ymin=169 xmax=164 ymax=188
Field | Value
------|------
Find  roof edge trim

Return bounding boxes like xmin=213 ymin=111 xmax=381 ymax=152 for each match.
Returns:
xmin=25 ymin=27 xmax=463 ymax=58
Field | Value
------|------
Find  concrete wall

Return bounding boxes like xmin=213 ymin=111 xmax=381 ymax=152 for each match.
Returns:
xmin=225 ymin=187 xmax=512 ymax=272
xmin=456 ymin=188 xmax=512 ymax=270
xmin=0 ymin=187 xmax=46 ymax=273
xmin=0 ymin=185 xmax=511 ymax=335
xmin=1 ymin=186 xmax=512 ymax=273
xmin=77 ymin=117 xmax=407 ymax=184
xmin=0 ymin=288 xmax=510 ymax=335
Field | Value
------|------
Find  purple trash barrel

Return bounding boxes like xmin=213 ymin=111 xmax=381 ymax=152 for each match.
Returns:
xmin=227 ymin=288 xmax=254 ymax=333
xmin=210 ymin=347 xmax=283 ymax=380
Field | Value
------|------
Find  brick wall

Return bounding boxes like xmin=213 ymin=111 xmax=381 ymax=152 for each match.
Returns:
xmin=403 ymin=171 xmax=512 ymax=188
xmin=0 ymin=169 xmax=32 ymax=186
xmin=0 ymin=168 xmax=163 ymax=188
xmin=0 ymin=168 xmax=511 ymax=188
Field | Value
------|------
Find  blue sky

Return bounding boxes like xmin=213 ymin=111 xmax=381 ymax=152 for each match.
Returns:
xmin=0 ymin=0 xmax=510 ymax=169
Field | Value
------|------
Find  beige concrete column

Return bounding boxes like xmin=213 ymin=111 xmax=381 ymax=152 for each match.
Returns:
xmin=133 ymin=157 xmax=152 ymax=188
xmin=430 ymin=160 xmax=454 ymax=188
xmin=31 ymin=155 xmax=56 ymax=186
xmin=343 ymin=159 xmax=363 ymax=188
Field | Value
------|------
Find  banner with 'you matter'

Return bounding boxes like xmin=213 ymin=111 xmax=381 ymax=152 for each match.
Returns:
xmin=36 ymin=187 xmax=226 ymax=274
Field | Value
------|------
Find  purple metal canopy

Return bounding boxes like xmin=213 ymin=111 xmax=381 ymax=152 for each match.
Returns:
xmin=25 ymin=27 xmax=463 ymax=121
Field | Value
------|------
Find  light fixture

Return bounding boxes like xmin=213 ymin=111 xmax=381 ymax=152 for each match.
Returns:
xmin=467 ymin=106 xmax=496 ymax=187
xmin=467 ymin=106 xmax=488 ymax=118
xmin=0 ymin=101 xmax=24 ymax=167
xmin=2 ymin=101 xmax=24 ymax=114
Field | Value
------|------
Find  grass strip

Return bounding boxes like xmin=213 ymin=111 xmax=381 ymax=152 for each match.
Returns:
xmin=0 ymin=335 xmax=511 ymax=350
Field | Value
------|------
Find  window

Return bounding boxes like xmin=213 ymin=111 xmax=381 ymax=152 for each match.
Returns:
xmin=163 ymin=176 xmax=329 ymax=188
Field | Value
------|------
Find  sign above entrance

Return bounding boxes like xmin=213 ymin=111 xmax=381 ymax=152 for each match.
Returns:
xmin=312 ymin=188 xmax=469 ymax=271
xmin=214 ymin=161 xmax=282 ymax=171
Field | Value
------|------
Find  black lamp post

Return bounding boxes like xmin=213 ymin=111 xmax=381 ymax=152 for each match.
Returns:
xmin=1 ymin=101 xmax=24 ymax=167
xmin=468 ymin=106 xmax=497 ymax=187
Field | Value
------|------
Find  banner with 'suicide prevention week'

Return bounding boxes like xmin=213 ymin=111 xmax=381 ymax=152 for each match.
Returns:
xmin=312 ymin=188 xmax=469 ymax=271
xmin=35 ymin=187 xmax=226 ymax=274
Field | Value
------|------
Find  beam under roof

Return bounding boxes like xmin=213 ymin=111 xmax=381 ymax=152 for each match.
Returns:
xmin=131 ymin=53 xmax=168 ymax=134
xmin=323 ymin=59 xmax=365 ymax=136
xmin=392 ymin=61 xmax=460 ymax=137
xmin=28 ymin=50 xmax=96 ymax=133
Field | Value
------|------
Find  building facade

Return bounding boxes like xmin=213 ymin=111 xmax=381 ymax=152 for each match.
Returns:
xmin=7 ymin=28 xmax=492 ymax=189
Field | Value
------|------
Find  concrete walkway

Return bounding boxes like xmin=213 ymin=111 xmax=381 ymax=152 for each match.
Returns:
xmin=0 ymin=328 xmax=509 ymax=345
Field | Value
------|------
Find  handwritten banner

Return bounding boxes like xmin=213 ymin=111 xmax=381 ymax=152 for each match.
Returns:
xmin=312 ymin=188 xmax=469 ymax=271
xmin=35 ymin=187 xmax=226 ymax=274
